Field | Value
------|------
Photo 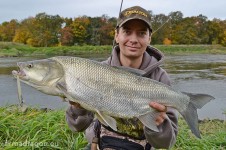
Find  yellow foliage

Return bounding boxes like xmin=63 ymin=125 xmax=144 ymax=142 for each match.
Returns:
xmin=163 ymin=38 xmax=172 ymax=45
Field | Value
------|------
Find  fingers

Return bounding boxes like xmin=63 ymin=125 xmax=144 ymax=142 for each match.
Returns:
xmin=149 ymin=102 xmax=167 ymax=126
xmin=149 ymin=102 xmax=167 ymax=112
xmin=69 ymin=101 xmax=82 ymax=108
xmin=155 ymin=112 xmax=167 ymax=126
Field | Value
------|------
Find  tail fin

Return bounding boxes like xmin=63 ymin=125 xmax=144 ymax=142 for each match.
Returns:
xmin=181 ymin=93 xmax=214 ymax=138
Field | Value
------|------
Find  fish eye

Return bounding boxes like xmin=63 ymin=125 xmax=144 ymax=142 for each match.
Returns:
xmin=27 ymin=63 xmax=33 ymax=68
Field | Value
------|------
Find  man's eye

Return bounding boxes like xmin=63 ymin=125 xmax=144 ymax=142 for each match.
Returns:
xmin=124 ymin=30 xmax=131 ymax=35
xmin=139 ymin=31 xmax=147 ymax=36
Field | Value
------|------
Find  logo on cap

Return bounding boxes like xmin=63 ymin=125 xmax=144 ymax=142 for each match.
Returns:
xmin=124 ymin=10 xmax=148 ymax=18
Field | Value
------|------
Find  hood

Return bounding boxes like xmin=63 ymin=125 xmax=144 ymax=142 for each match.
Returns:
xmin=103 ymin=45 xmax=165 ymax=74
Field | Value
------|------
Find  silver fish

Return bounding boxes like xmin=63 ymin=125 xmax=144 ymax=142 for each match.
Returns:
xmin=12 ymin=56 xmax=214 ymax=138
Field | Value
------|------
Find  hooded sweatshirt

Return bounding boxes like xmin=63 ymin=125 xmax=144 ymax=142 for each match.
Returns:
xmin=66 ymin=45 xmax=178 ymax=149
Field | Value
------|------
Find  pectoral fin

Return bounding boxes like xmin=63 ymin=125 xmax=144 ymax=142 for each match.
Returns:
xmin=138 ymin=111 xmax=159 ymax=132
xmin=56 ymin=82 xmax=67 ymax=93
xmin=95 ymin=109 xmax=117 ymax=131
xmin=56 ymin=82 xmax=78 ymax=103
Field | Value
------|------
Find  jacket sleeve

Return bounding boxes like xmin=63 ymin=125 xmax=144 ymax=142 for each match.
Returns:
xmin=65 ymin=105 xmax=94 ymax=132
xmin=144 ymin=67 xmax=178 ymax=149
xmin=144 ymin=107 xmax=178 ymax=149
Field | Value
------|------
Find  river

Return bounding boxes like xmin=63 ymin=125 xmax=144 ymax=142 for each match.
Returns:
xmin=0 ymin=54 xmax=226 ymax=120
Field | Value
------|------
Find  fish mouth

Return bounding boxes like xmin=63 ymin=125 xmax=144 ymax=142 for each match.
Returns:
xmin=12 ymin=65 xmax=28 ymax=81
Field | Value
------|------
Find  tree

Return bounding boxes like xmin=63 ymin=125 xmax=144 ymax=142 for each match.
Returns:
xmin=217 ymin=20 xmax=226 ymax=46
xmin=169 ymin=11 xmax=183 ymax=24
xmin=13 ymin=17 xmax=34 ymax=44
xmin=0 ymin=19 xmax=18 ymax=41
xmin=13 ymin=28 xmax=30 ymax=44
xmin=71 ymin=16 xmax=91 ymax=45
xmin=59 ymin=26 xmax=74 ymax=46
xmin=1 ymin=10 xmax=226 ymax=46
xmin=206 ymin=19 xmax=222 ymax=44
xmin=33 ymin=13 xmax=63 ymax=47
xmin=88 ymin=15 xmax=116 ymax=45
xmin=98 ymin=15 xmax=116 ymax=45
xmin=163 ymin=38 xmax=172 ymax=45
xmin=151 ymin=14 xmax=169 ymax=44
xmin=171 ymin=16 xmax=206 ymax=44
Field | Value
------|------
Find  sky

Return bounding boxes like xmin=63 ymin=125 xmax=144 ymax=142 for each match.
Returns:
xmin=0 ymin=0 xmax=225 ymax=24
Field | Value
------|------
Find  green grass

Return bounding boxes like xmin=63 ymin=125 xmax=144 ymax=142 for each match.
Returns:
xmin=173 ymin=118 xmax=226 ymax=149
xmin=0 ymin=107 xmax=225 ymax=149
xmin=1 ymin=42 xmax=226 ymax=57
xmin=0 ymin=107 xmax=87 ymax=150
xmin=155 ymin=44 xmax=226 ymax=55
xmin=0 ymin=42 xmax=112 ymax=57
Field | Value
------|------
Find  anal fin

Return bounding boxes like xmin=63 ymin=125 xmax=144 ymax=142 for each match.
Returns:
xmin=138 ymin=111 xmax=159 ymax=132
xmin=95 ymin=109 xmax=117 ymax=131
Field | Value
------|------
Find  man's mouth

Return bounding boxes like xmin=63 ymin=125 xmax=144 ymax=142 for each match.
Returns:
xmin=126 ymin=45 xmax=140 ymax=51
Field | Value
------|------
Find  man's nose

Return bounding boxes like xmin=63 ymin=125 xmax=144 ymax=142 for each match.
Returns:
xmin=129 ymin=33 xmax=138 ymax=43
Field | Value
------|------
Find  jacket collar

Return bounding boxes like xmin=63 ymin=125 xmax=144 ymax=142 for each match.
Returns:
xmin=106 ymin=45 xmax=164 ymax=74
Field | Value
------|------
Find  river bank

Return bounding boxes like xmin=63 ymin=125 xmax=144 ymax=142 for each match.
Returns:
xmin=0 ymin=107 xmax=225 ymax=149
xmin=1 ymin=42 xmax=226 ymax=57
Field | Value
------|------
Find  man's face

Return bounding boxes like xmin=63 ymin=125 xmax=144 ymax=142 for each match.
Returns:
xmin=115 ymin=19 xmax=151 ymax=59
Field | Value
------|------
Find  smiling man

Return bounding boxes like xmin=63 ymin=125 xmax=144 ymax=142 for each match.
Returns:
xmin=115 ymin=19 xmax=152 ymax=69
xmin=66 ymin=6 xmax=178 ymax=150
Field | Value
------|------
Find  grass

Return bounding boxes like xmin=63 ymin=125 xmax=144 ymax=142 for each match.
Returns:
xmin=154 ymin=44 xmax=226 ymax=55
xmin=173 ymin=118 xmax=226 ymax=149
xmin=1 ymin=42 xmax=226 ymax=57
xmin=0 ymin=42 xmax=112 ymax=57
xmin=0 ymin=106 xmax=225 ymax=149
xmin=0 ymin=107 xmax=87 ymax=150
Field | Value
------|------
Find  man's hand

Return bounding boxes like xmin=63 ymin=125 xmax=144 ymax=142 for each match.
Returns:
xmin=69 ymin=101 xmax=82 ymax=108
xmin=149 ymin=102 xmax=167 ymax=126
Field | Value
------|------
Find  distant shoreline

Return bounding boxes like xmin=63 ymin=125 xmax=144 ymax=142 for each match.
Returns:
xmin=1 ymin=42 xmax=226 ymax=57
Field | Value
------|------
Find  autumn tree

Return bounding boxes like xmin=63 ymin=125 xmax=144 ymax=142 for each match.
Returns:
xmin=0 ymin=19 xmax=18 ymax=41
xmin=13 ymin=17 xmax=34 ymax=44
xmin=98 ymin=15 xmax=116 ymax=45
xmin=1 ymin=11 xmax=226 ymax=46
xmin=71 ymin=16 xmax=91 ymax=45
xmin=35 ymin=13 xmax=63 ymax=47
xmin=59 ymin=26 xmax=74 ymax=46
xmin=14 ymin=13 xmax=63 ymax=47
xmin=170 ymin=16 xmax=203 ymax=44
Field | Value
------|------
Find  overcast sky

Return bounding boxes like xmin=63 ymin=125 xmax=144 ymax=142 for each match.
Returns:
xmin=0 ymin=0 xmax=225 ymax=24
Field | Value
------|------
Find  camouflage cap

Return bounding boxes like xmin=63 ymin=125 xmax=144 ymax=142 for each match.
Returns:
xmin=117 ymin=6 xmax=152 ymax=32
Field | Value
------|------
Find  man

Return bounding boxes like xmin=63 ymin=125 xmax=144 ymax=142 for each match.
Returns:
xmin=66 ymin=6 xmax=178 ymax=150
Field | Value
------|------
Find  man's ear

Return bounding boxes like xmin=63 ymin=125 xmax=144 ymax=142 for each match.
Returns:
xmin=149 ymin=37 xmax=151 ymax=43
xmin=148 ymin=33 xmax=152 ymax=43
xmin=115 ymin=29 xmax=119 ymax=43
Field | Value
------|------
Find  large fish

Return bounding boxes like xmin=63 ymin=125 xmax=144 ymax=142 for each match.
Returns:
xmin=12 ymin=56 xmax=214 ymax=138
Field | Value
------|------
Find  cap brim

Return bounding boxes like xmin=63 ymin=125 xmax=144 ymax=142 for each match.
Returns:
xmin=118 ymin=18 xmax=152 ymax=31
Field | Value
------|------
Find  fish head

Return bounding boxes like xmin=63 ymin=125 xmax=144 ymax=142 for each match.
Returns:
xmin=12 ymin=58 xmax=65 ymax=96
